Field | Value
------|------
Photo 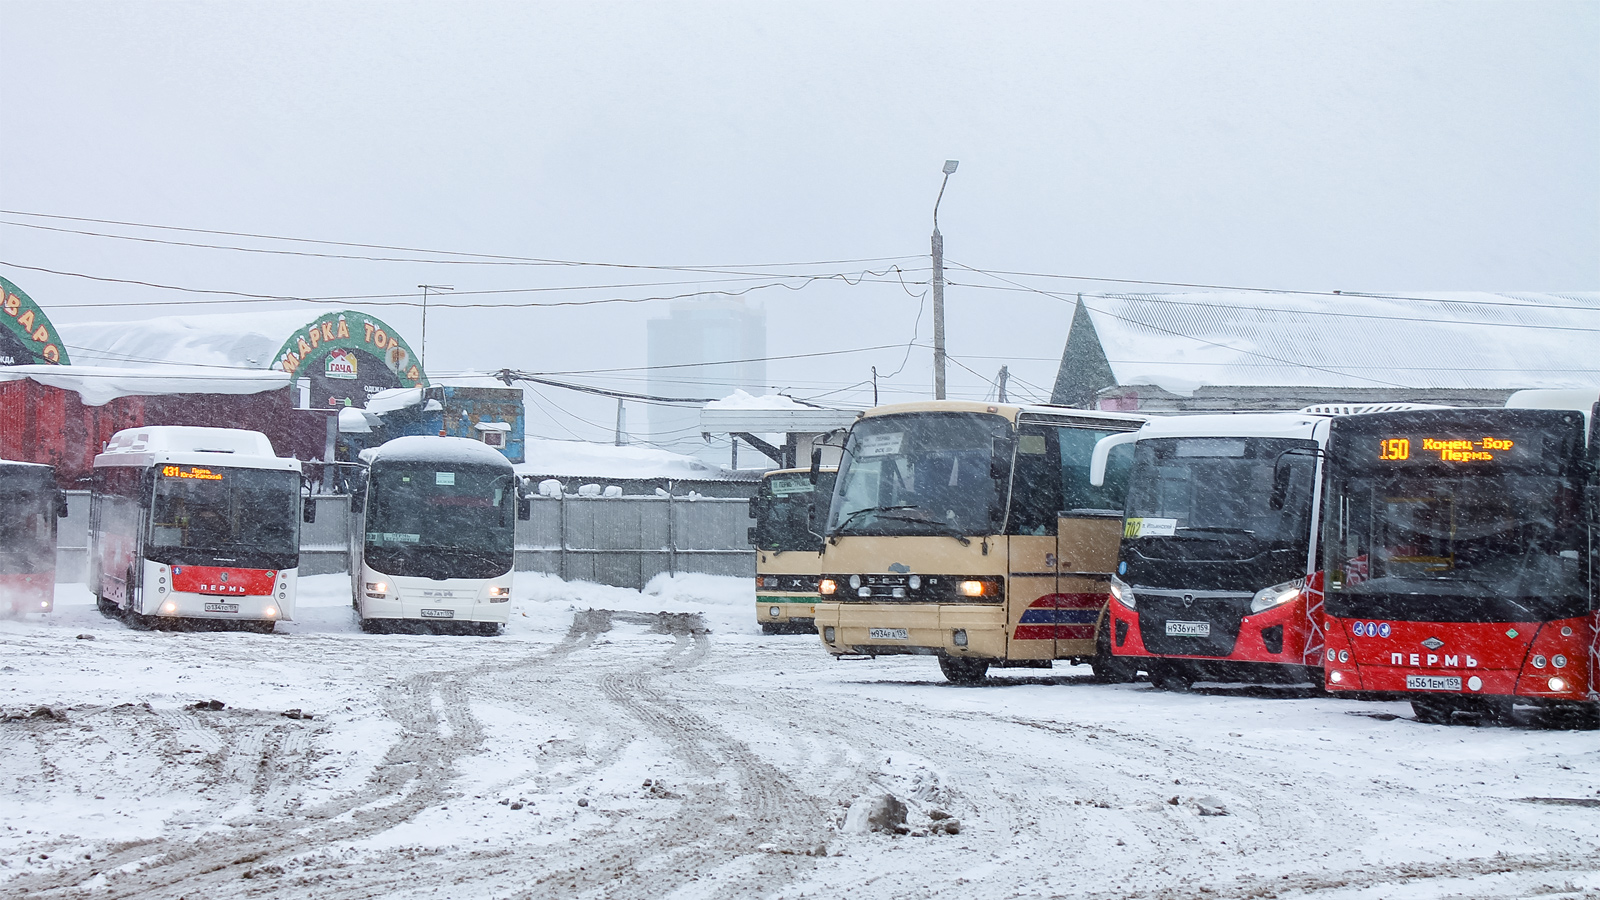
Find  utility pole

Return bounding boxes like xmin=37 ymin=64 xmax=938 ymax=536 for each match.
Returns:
xmin=932 ymin=160 xmax=958 ymax=400
xmin=418 ymin=284 xmax=453 ymax=374
xmin=997 ymin=365 xmax=1009 ymax=403
xmin=871 ymin=366 xmax=879 ymax=406
xmin=614 ymin=398 xmax=627 ymax=446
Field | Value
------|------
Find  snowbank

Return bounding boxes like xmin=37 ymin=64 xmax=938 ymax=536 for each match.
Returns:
xmin=515 ymin=439 xmax=729 ymax=481
xmin=705 ymin=390 xmax=814 ymax=410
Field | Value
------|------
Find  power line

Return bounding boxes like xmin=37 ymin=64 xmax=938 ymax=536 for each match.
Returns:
xmin=0 ymin=259 xmax=926 ymax=311
xmin=0 ymin=209 xmax=921 ymax=273
xmin=946 ymin=261 xmax=1600 ymax=313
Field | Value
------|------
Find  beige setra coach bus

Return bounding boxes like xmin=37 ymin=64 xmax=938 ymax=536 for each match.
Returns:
xmin=813 ymin=400 xmax=1146 ymax=683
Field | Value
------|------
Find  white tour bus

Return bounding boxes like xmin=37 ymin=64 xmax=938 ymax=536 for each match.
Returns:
xmin=90 ymin=426 xmax=304 ymax=632
xmin=349 ymin=436 xmax=528 ymax=635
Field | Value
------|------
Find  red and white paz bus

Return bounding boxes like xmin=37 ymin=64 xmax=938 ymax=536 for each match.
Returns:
xmin=90 ymin=426 xmax=304 ymax=632
xmin=1319 ymin=391 xmax=1599 ymax=724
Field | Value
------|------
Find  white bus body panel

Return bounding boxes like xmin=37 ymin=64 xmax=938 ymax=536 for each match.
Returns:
xmin=356 ymin=562 xmax=512 ymax=624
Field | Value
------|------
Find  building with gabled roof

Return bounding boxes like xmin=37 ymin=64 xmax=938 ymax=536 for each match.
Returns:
xmin=1050 ymin=291 xmax=1600 ymax=412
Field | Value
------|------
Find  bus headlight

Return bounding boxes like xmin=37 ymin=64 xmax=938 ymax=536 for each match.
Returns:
xmin=849 ymin=575 xmax=862 ymax=590
xmin=161 ymin=602 xmax=177 ymax=614
xmin=958 ymin=580 xmax=987 ymax=598
xmin=953 ymin=629 xmax=968 ymax=647
xmin=819 ymin=579 xmax=837 ymax=596
xmin=265 ymin=607 xmax=277 ymax=617
xmin=823 ymin=626 xmax=836 ymax=643
xmin=365 ymin=582 xmax=388 ymax=594
xmin=1108 ymin=576 xmax=1135 ymax=609
xmin=1549 ymin=676 xmax=1568 ymax=692
xmin=488 ymin=585 xmax=511 ymax=601
xmin=1250 ymin=579 xmax=1302 ymax=613
xmin=908 ymin=575 xmax=921 ymax=590
xmin=769 ymin=606 xmax=781 ymax=618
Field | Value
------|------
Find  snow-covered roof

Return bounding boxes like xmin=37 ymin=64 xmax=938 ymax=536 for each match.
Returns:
xmin=0 ymin=364 xmax=288 ymax=406
xmin=513 ymin=439 xmax=732 ymax=481
xmin=700 ymin=390 xmax=859 ymax=434
xmin=1068 ymin=291 xmax=1600 ymax=395
xmin=368 ymin=435 xmax=515 ymax=469
xmin=61 ymin=310 xmax=332 ymax=370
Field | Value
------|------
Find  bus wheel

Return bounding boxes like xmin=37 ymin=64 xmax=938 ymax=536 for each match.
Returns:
xmin=244 ymin=621 xmax=276 ymax=635
xmin=1548 ymin=702 xmax=1600 ymax=730
xmin=96 ymin=594 xmax=119 ymax=618
xmin=1091 ymin=627 xmax=1137 ymax=684
xmin=1150 ymin=662 xmax=1193 ymax=692
xmin=475 ymin=622 xmax=502 ymax=637
xmin=1410 ymin=697 xmax=1457 ymax=725
xmin=358 ymin=617 xmax=385 ymax=634
xmin=939 ymin=656 xmax=989 ymax=685
xmin=760 ymin=623 xmax=782 ymax=635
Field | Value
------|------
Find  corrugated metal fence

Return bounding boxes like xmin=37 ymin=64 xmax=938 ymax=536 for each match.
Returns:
xmin=57 ymin=491 xmax=754 ymax=591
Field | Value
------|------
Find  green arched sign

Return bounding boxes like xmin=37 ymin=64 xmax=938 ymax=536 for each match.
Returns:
xmin=274 ymin=310 xmax=427 ymax=408
xmin=0 ymin=276 xmax=69 ymax=366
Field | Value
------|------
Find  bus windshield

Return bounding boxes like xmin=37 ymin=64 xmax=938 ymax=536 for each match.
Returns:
xmin=365 ymin=463 xmax=515 ymax=579
xmin=753 ymin=471 xmax=836 ymax=553
xmin=0 ymin=473 xmax=55 ymax=576
xmin=1326 ymin=470 xmax=1586 ymax=622
xmin=1126 ymin=437 xmax=1318 ymax=552
xmin=827 ymin=412 xmax=1010 ymax=538
xmin=148 ymin=466 xmax=300 ymax=568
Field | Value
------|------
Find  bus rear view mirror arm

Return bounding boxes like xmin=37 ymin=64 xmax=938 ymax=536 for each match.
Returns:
xmin=1089 ymin=432 xmax=1141 ymax=486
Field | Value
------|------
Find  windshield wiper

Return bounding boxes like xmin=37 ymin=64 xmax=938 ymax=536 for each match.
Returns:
xmin=873 ymin=513 xmax=973 ymax=546
xmin=828 ymin=505 xmax=924 ymax=542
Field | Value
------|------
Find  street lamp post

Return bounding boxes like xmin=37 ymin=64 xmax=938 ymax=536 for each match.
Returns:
xmin=932 ymin=160 xmax=958 ymax=400
xmin=418 ymin=284 xmax=454 ymax=374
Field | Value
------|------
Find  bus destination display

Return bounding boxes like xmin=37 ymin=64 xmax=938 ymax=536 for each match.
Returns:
xmin=1377 ymin=436 xmax=1515 ymax=464
xmin=160 ymin=465 xmax=224 ymax=481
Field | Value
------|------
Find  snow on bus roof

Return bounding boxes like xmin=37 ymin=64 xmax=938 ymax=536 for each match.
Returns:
xmin=368 ymin=435 xmax=515 ymax=468
xmin=0 ymin=364 xmax=287 ymax=406
xmin=100 ymin=426 xmax=280 ymax=458
xmin=1130 ymin=411 xmax=1328 ymax=440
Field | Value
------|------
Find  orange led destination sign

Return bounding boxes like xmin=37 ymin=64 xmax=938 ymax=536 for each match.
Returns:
xmin=160 ymin=465 xmax=224 ymax=481
xmin=1378 ymin=436 xmax=1514 ymax=464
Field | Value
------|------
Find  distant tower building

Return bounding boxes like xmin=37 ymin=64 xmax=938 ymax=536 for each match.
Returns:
xmin=646 ymin=298 xmax=767 ymax=458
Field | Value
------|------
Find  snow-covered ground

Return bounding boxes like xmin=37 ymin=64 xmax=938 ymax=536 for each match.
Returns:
xmin=3 ymin=576 xmax=1599 ymax=899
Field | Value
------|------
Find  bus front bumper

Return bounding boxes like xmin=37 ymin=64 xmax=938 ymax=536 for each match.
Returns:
xmin=814 ymin=602 xmax=1006 ymax=658
xmin=757 ymin=594 xmax=816 ymax=626
xmin=359 ymin=575 xmax=513 ymax=624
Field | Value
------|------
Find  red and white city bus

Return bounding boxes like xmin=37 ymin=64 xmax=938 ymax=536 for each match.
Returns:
xmin=1 ymin=460 xmax=66 ymax=616
xmin=90 ymin=427 xmax=304 ymax=632
xmin=1319 ymin=393 xmax=1599 ymax=724
xmin=1093 ymin=412 xmax=1332 ymax=689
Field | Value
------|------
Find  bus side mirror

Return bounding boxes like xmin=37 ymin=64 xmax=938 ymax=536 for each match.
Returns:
xmin=56 ymin=491 xmax=69 ymax=518
xmin=810 ymin=448 xmax=822 ymax=484
xmin=518 ymin=493 xmax=532 ymax=520
xmin=350 ymin=490 xmax=365 ymax=514
xmin=747 ymin=526 xmax=757 ymax=546
xmin=303 ymin=497 xmax=318 ymax=524
xmin=1270 ymin=460 xmax=1292 ymax=511
xmin=138 ymin=470 xmax=155 ymax=508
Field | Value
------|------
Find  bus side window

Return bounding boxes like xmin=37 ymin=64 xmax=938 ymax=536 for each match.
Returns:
xmin=1006 ymin=427 xmax=1061 ymax=535
xmin=1060 ymin=428 xmax=1134 ymax=514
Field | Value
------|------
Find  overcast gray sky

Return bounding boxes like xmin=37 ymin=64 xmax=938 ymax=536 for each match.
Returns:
xmin=3 ymin=1 xmax=1595 ymax=447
